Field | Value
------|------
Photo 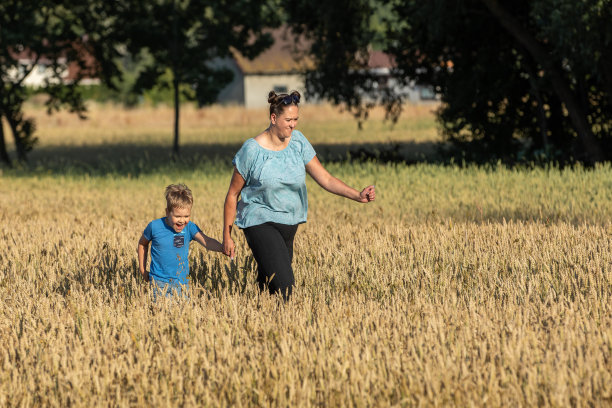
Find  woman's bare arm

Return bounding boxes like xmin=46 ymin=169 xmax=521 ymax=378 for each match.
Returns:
xmin=223 ymin=167 xmax=246 ymax=258
xmin=305 ymin=156 xmax=375 ymax=203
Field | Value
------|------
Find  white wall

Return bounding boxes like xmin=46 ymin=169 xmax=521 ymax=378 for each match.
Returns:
xmin=6 ymin=61 xmax=64 ymax=87
xmin=244 ymin=74 xmax=306 ymax=108
xmin=213 ymin=58 xmax=245 ymax=105
xmin=7 ymin=59 xmax=100 ymax=87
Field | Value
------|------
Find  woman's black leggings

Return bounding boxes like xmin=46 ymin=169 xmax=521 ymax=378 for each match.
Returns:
xmin=242 ymin=222 xmax=298 ymax=300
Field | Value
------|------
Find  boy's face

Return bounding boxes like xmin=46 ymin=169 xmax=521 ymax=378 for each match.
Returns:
xmin=165 ymin=206 xmax=191 ymax=233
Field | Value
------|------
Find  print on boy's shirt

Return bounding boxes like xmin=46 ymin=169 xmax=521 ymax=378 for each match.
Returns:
xmin=173 ymin=234 xmax=185 ymax=248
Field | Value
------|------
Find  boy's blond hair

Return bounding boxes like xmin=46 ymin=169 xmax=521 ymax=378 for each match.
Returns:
xmin=165 ymin=184 xmax=193 ymax=210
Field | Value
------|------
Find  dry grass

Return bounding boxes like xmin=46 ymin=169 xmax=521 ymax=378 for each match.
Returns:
xmin=4 ymin=102 xmax=440 ymax=174
xmin=22 ymin=101 xmax=439 ymax=147
xmin=0 ymin=104 xmax=611 ymax=407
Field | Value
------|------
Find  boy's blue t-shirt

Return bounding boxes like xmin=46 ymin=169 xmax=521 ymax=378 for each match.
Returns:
xmin=232 ymin=130 xmax=316 ymax=228
xmin=143 ymin=218 xmax=201 ymax=288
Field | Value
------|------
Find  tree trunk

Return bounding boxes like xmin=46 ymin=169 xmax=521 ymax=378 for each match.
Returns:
xmin=524 ymin=61 xmax=549 ymax=151
xmin=601 ymin=60 xmax=612 ymax=109
xmin=171 ymin=0 xmax=180 ymax=158
xmin=0 ymin=116 xmax=12 ymax=165
xmin=6 ymin=112 xmax=27 ymax=162
xmin=480 ymin=0 xmax=604 ymax=162
xmin=173 ymin=77 xmax=180 ymax=157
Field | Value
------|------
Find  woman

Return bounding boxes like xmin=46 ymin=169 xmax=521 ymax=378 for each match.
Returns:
xmin=223 ymin=90 xmax=375 ymax=299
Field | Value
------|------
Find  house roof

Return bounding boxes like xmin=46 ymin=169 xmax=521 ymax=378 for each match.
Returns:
xmin=11 ymin=48 xmax=55 ymax=65
xmin=65 ymin=46 xmax=98 ymax=81
xmin=231 ymin=27 xmax=314 ymax=75
xmin=367 ymin=50 xmax=395 ymax=69
xmin=10 ymin=43 xmax=99 ymax=81
xmin=231 ymin=28 xmax=396 ymax=76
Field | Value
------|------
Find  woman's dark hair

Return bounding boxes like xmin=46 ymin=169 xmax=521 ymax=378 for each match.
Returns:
xmin=268 ymin=90 xmax=301 ymax=116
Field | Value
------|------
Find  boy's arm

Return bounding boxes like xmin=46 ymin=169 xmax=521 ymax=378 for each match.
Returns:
xmin=193 ymin=231 xmax=224 ymax=253
xmin=137 ymin=235 xmax=150 ymax=282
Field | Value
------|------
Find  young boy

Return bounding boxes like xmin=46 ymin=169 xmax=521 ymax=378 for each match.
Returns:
xmin=137 ymin=184 xmax=224 ymax=297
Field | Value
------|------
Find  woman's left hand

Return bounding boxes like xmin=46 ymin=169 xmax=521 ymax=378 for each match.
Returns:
xmin=358 ymin=185 xmax=376 ymax=203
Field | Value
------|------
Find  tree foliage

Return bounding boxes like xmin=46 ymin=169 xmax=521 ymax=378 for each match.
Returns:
xmin=0 ymin=0 xmax=281 ymax=163
xmin=116 ymin=0 xmax=281 ymax=155
xmin=285 ymin=0 xmax=403 ymax=126
xmin=286 ymin=0 xmax=612 ymax=163
xmin=0 ymin=0 xmax=121 ymax=165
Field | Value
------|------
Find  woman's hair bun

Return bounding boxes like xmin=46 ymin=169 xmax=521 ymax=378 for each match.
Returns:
xmin=267 ymin=91 xmax=277 ymax=104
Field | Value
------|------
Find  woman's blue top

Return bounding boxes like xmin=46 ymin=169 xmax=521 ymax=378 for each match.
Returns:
xmin=232 ymin=130 xmax=316 ymax=228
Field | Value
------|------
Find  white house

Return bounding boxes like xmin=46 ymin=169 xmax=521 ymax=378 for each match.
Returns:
xmin=366 ymin=50 xmax=438 ymax=103
xmin=217 ymin=28 xmax=437 ymax=107
xmin=8 ymin=47 xmax=100 ymax=88
xmin=12 ymin=29 xmax=436 ymax=106
xmin=215 ymin=28 xmax=314 ymax=108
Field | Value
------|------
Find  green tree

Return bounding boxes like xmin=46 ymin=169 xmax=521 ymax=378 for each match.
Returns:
xmin=286 ymin=0 xmax=612 ymax=163
xmin=285 ymin=0 xmax=402 ymax=126
xmin=117 ymin=0 xmax=280 ymax=156
xmin=0 ymin=0 xmax=122 ymax=165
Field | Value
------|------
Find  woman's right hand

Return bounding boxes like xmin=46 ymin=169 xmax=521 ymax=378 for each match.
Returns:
xmin=223 ymin=236 xmax=236 ymax=260
xmin=223 ymin=168 xmax=245 ymax=261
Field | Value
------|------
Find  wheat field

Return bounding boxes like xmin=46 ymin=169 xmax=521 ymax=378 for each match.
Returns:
xmin=0 ymin=103 xmax=611 ymax=407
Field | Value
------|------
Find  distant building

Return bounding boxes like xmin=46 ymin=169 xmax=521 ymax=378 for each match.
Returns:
xmin=9 ymin=46 xmax=100 ymax=88
xmin=13 ymin=28 xmax=436 ymax=106
xmin=215 ymin=27 xmax=314 ymax=108
xmin=217 ymin=28 xmax=437 ymax=107
xmin=366 ymin=50 xmax=438 ymax=103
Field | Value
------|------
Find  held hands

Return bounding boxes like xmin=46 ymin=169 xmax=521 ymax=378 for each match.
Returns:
xmin=358 ymin=185 xmax=376 ymax=203
xmin=223 ymin=237 xmax=236 ymax=260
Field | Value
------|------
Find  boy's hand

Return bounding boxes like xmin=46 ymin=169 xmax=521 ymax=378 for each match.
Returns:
xmin=141 ymin=270 xmax=149 ymax=282
xmin=223 ymin=237 xmax=235 ymax=260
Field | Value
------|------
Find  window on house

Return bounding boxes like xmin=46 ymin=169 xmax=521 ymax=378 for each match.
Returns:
xmin=273 ymin=85 xmax=288 ymax=94
xmin=419 ymin=86 xmax=436 ymax=100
